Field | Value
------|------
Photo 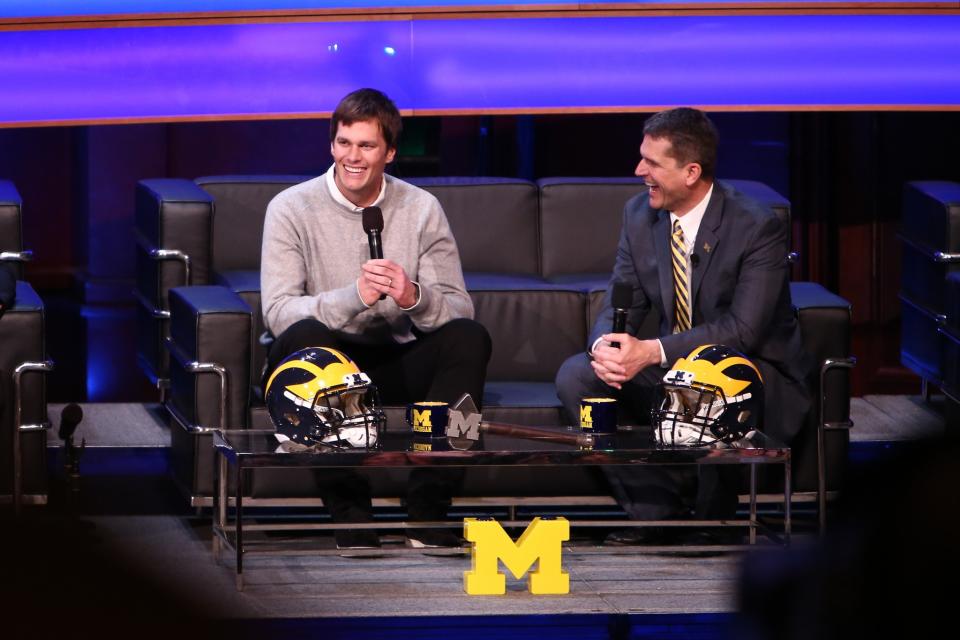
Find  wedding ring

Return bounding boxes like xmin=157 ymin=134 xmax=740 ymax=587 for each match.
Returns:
xmin=387 ymin=278 xmax=393 ymax=287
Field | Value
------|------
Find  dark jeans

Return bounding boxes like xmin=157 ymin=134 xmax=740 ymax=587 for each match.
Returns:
xmin=266 ymin=317 xmax=492 ymax=524
xmin=555 ymin=352 xmax=739 ymax=521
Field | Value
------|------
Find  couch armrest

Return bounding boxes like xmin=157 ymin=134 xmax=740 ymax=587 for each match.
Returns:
xmin=167 ymin=286 xmax=253 ymax=431
xmin=0 ymin=180 xmax=28 ymax=280
xmin=790 ymin=281 xmax=853 ymax=494
xmin=135 ymin=179 xmax=215 ymax=305
xmin=135 ymin=179 xmax=215 ymax=384
xmin=0 ymin=281 xmax=52 ymax=502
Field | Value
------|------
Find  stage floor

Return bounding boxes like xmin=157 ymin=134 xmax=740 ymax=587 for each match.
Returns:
xmin=17 ymin=394 xmax=948 ymax=630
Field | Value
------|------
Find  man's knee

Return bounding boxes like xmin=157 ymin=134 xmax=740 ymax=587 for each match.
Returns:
xmin=556 ymin=352 xmax=600 ymax=422
xmin=556 ymin=353 xmax=594 ymax=398
xmin=437 ymin=318 xmax=492 ymax=363
xmin=275 ymin=319 xmax=337 ymax=353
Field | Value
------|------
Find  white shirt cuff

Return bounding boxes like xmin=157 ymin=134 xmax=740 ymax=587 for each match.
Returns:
xmin=357 ymin=279 xmax=373 ymax=309
xmin=399 ymin=281 xmax=422 ymax=311
xmin=657 ymin=339 xmax=668 ymax=368
xmin=590 ymin=337 xmax=605 ymax=355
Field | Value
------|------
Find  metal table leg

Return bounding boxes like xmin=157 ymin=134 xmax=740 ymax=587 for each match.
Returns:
xmin=784 ymin=453 xmax=792 ymax=544
xmin=236 ymin=462 xmax=244 ymax=592
xmin=749 ymin=464 xmax=757 ymax=545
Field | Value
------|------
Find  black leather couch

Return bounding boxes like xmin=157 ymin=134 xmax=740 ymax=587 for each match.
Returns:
xmin=900 ymin=181 xmax=960 ymax=399
xmin=0 ymin=180 xmax=53 ymax=512
xmin=135 ymin=175 xmax=853 ymax=514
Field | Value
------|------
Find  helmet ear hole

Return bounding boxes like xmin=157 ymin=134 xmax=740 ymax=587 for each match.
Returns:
xmin=737 ymin=410 xmax=750 ymax=424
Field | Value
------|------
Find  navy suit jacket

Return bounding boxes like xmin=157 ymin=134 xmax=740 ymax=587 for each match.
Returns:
xmin=590 ymin=180 xmax=813 ymax=443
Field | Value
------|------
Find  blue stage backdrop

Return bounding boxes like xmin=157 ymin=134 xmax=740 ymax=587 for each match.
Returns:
xmin=0 ymin=0 xmax=947 ymax=17
xmin=2 ymin=13 xmax=959 ymax=126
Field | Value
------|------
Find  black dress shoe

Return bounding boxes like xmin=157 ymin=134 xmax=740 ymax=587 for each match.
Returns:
xmin=603 ymin=527 xmax=667 ymax=546
xmin=335 ymin=529 xmax=383 ymax=557
xmin=664 ymin=528 xmax=744 ymax=557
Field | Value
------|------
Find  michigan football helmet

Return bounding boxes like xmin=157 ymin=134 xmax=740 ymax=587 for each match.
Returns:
xmin=653 ymin=344 xmax=764 ymax=447
xmin=265 ymin=347 xmax=385 ymax=449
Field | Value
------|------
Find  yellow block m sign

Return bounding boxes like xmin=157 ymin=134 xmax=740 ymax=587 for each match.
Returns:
xmin=463 ymin=517 xmax=569 ymax=595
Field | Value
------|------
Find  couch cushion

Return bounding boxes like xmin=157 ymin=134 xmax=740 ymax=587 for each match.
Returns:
xmin=466 ymin=274 xmax=586 ymax=383
xmin=196 ymin=175 xmax=311 ymax=274
xmin=538 ymin=177 xmax=647 ymax=278
xmin=409 ymin=177 xmax=540 ymax=275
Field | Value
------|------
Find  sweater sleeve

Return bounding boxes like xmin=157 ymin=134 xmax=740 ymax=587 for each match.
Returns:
xmin=260 ymin=198 xmax=367 ymax=337
xmin=404 ymin=197 xmax=474 ymax=330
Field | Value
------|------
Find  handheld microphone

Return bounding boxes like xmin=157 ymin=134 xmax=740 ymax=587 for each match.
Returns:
xmin=610 ymin=281 xmax=632 ymax=348
xmin=691 ymin=253 xmax=700 ymax=268
xmin=361 ymin=206 xmax=386 ymax=300
xmin=59 ymin=403 xmax=83 ymax=440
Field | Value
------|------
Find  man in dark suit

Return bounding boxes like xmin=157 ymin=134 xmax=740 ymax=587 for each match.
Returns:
xmin=555 ymin=107 xmax=812 ymax=543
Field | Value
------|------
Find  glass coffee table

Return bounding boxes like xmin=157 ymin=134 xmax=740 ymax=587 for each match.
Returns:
xmin=212 ymin=426 xmax=791 ymax=590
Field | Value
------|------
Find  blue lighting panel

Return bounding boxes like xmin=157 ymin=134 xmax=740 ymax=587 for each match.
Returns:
xmin=0 ymin=0 xmax=942 ymax=17
xmin=0 ymin=22 xmax=413 ymax=123
xmin=408 ymin=15 xmax=960 ymax=110
xmin=1 ymin=15 xmax=958 ymax=125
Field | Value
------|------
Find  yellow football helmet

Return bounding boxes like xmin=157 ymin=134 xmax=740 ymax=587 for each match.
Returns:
xmin=265 ymin=347 xmax=385 ymax=449
xmin=653 ymin=344 xmax=764 ymax=446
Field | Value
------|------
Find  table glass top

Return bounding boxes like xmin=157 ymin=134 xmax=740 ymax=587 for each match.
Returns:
xmin=213 ymin=425 xmax=788 ymax=468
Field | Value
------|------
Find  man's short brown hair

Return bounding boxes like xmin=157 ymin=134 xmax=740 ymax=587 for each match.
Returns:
xmin=330 ymin=88 xmax=403 ymax=150
xmin=643 ymin=108 xmax=719 ymax=179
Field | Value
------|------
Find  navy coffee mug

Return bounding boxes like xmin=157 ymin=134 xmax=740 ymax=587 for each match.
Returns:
xmin=406 ymin=401 xmax=449 ymax=438
xmin=579 ymin=397 xmax=617 ymax=434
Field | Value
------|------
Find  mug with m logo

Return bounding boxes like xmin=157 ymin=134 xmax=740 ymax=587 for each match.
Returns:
xmin=406 ymin=401 xmax=449 ymax=438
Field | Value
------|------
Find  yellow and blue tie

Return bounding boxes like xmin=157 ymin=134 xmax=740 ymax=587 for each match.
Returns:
xmin=672 ymin=220 xmax=691 ymax=333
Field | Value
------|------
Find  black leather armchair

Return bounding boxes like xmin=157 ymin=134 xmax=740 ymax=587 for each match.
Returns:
xmin=900 ymin=181 xmax=960 ymax=399
xmin=0 ymin=180 xmax=53 ymax=513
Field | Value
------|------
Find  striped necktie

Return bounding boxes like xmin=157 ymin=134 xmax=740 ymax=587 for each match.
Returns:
xmin=671 ymin=219 xmax=691 ymax=333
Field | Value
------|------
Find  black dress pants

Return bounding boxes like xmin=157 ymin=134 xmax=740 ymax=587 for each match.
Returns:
xmin=266 ymin=317 xmax=492 ymax=524
xmin=555 ymin=352 xmax=739 ymax=522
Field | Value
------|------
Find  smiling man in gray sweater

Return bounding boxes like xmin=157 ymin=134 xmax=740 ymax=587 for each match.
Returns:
xmin=261 ymin=88 xmax=491 ymax=553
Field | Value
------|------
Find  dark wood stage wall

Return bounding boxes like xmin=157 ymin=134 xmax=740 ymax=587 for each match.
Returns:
xmin=2 ymin=110 xmax=956 ymax=401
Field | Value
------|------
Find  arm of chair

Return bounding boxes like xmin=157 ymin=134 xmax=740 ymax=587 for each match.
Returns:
xmin=1 ymin=281 xmax=53 ymax=512
xmin=135 ymin=178 xmax=215 ymax=311
xmin=166 ymin=286 xmax=253 ymax=432
xmin=789 ymin=281 xmax=854 ymax=497
xmin=0 ymin=179 xmax=30 ymax=281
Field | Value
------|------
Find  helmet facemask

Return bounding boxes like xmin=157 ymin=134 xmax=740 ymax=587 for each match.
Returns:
xmin=307 ymin=384 xmax=385 ymax=449
xmin=654 ymin=381 xmax=728 ymax=447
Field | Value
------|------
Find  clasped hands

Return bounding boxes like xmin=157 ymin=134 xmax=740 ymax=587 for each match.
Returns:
xmin=591 ymin=333 xmax=661 ymax=389
xmin=358 ymin=259 xmax=417 ymax=308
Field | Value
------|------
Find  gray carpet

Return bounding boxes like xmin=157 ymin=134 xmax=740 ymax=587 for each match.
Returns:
xmin=86 ymin=514 xmax=751 ymax=618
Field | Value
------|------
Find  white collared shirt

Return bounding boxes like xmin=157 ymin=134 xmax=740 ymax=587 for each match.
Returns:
xmin=323 ymin=165 xmax=421 ymax=311
xmin=324 ymin=164 xmax=386 ymax=211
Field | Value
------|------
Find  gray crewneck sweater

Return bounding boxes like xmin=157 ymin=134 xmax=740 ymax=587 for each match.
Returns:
xmin=261 ymin=169 xmax=473 ymax=344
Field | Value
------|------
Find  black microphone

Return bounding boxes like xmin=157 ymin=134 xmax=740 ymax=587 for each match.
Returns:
xmin=610 ymin=281 xmax=632 ymax=348
xmin=691 ymin=253 xmax=700 ymax=268
xmin=59 ymin=403 xmax=83 ymax=440
xmin=361 ymin=206 xmax=386 ymax=300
